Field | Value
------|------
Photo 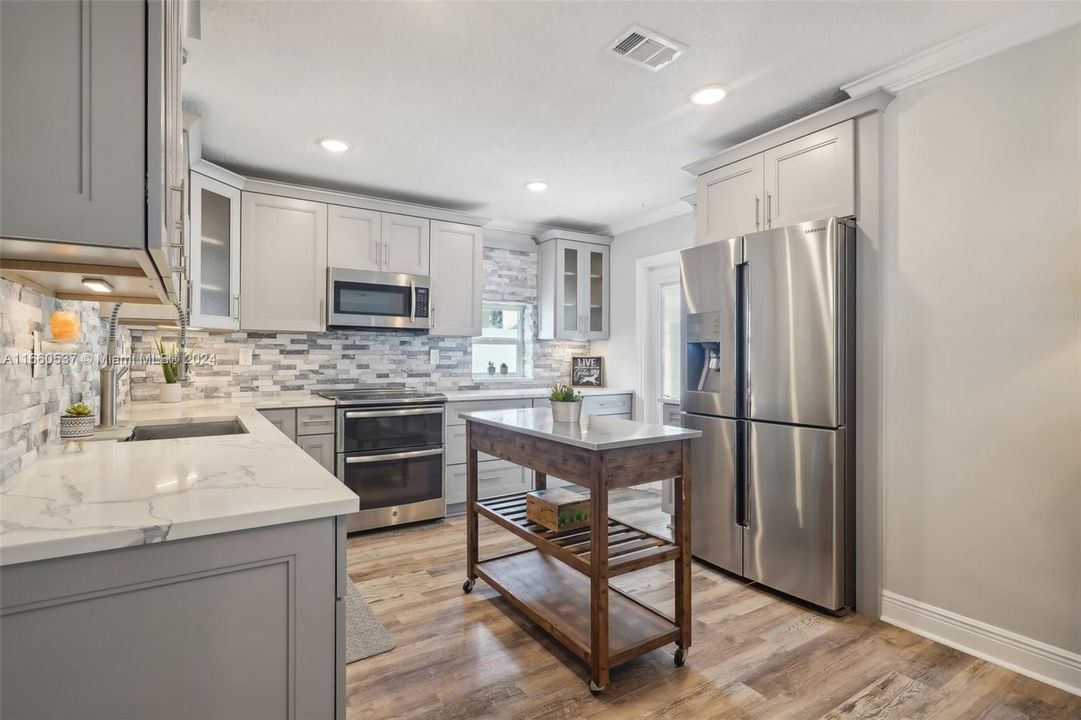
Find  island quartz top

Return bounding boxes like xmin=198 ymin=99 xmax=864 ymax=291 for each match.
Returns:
xmin=0 ymin=396 xmax=357 ymax=567
xmin=460 ymin=407 xmax=701 ymax=451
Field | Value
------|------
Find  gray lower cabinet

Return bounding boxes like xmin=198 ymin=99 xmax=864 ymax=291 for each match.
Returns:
xmin=299 ymin=433 xmax=335 ymax=473
xmin=259 ymin=408 xmax=298 ymax=442
xmin=444 ymin=399 xmax=533 ymax=514
xmin=0 ymin=517 xmax=349 ymax=720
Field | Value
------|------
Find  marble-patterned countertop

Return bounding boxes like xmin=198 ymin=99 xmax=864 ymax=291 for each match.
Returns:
xmin=0 ymin=395 xmax=356 ymax=567
xmin=441 ymin=387 xmax=633 ymax=402
xmin=460 ymin=407 xmax=701 ymax=451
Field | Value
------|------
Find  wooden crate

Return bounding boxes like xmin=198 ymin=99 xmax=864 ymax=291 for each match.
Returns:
xmin=526 ymin=487 xmax=591 ymax=532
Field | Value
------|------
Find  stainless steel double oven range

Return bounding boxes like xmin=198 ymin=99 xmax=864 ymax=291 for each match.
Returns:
xmin=318 ymin=387 xmax=446 ymax=532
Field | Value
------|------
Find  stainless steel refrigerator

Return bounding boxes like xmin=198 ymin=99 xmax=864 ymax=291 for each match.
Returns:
xmin=680 ymin=216 xmax=855 ymax=612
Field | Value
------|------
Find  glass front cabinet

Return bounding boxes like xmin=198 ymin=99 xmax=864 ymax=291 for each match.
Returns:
xmin=189 ymin=171 xmax=242 ymax=330
xmin=537 ymin=232 xmax=610 ymax=340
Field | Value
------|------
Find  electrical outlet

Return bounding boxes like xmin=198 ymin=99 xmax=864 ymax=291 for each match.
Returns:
xmin=430 ymin=349 xmax=439 ymax=365
xmin=239 ymin=347 xmax=253 ymax=366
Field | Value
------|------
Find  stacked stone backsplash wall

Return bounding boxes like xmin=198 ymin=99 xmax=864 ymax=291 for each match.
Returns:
xmin=0 ymin=278 xmax=128 ymax=480
xmin=127 ymin=248 xmax=590 ymax=400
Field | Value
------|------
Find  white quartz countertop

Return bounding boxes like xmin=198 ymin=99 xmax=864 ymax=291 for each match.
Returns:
xmin=0 ymin=395 xmax=357 ymax=567
xmin=460 ymin=407 xmax=701 ymax=451
xmin=441 ymin=387 xmax=633 ymax=402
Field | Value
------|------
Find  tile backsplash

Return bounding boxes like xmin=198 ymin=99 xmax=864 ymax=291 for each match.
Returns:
xmin=0 ymin=278 xmax=118 ymax=479
xmin=128 ymin=248 xmax=590 ymax=400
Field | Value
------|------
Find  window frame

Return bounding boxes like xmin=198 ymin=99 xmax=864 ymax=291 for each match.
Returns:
xmin=472 ymin=302 xmax=528 ymax=379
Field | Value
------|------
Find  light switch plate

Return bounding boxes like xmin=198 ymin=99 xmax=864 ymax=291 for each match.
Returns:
xmin=239 ymin=347 xmax=253 ymax=366
xmin=430 ymin=349 xmax=439 ymax=365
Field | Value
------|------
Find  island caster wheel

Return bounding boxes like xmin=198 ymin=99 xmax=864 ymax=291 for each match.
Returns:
xmin=462 ymin=579 xmax=475 ymax=594
xmin=588 ymin=680 xmax=607 ymax=694
xmin=674 ymin=647 xmax=688 ymax=667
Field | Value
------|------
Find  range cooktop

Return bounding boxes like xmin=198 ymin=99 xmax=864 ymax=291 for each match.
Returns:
xmin=316 ymin=387 xmax=446 ymax=407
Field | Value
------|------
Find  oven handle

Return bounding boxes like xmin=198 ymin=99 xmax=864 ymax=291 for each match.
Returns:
xmin=344 ymin=407 xmax=444 ymax=419
xmin=345 ymin=447 xmax=444 ymax=464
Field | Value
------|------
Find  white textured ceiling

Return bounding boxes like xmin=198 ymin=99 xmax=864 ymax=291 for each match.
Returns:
xmin=184 ymin=1 xmax=1035 ymax=233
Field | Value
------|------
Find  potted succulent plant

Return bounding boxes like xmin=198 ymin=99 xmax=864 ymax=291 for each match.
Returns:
xmin=156 ymin=337 xmax=182 ymax=403
xmin=548 ymin=384 xmax=583 ymax=424
xmin=499 ymin=362 xmax=509 ymax=376
xmin=487 ymin=361 xmax=496 ymax=376
xmin=59 ymin=402 xmax=96 ymax=440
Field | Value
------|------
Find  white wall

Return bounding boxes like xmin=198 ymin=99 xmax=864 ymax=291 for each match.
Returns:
xmin=591 ymin=212 xmax=693 ymax=408
xmin=881 ymin=23 xmax=1080 ymax=661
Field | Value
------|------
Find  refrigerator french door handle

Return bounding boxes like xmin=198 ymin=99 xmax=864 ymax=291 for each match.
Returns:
xmin=743 ymin=424 xmax=752 ymax=529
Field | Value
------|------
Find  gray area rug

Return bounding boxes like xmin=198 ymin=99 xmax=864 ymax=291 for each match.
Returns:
xmin=346 ymin=580 xmax=395 ymax=663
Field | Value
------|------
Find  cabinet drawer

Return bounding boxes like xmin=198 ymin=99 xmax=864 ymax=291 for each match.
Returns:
xmin=296 ymin=406 xmax=335 ymax=436
xmin=445 ymin=460 xmax=529 ymax=507
xmin=533 ymin=394 xmax=632 ymax=416
xmin=446 ymin=423 xmax=498 ymax=465
xmin=446 ymin=399 xmax=532 ymax=426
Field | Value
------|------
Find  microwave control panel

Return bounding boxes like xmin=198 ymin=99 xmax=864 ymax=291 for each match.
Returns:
xmin=415 ymin=288 xmax=430 ymax=318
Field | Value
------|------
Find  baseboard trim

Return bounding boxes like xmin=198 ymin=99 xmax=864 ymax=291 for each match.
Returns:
xmin=881 ymin=590 xmax=1080 ymax=696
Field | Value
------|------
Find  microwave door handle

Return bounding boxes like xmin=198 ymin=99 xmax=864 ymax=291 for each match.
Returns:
xmin=410 ymin=280 xmax=416 ymax=325
xmin=345 ymin=448 xmax=444 ymax=464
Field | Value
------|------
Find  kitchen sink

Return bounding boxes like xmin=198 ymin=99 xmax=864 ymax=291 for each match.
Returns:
xmin=119 ymin=419 xmax=248 ymax=442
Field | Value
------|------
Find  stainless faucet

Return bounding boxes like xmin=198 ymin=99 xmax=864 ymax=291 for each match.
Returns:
xmin=99 ymin=304 xmax=128 ymax=427
xmin=98 ymin=301 xmax=190 ymax=427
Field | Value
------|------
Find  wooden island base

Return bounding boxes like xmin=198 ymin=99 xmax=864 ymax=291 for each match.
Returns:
xmin=460 ymin=412 xmax=699 ymax=692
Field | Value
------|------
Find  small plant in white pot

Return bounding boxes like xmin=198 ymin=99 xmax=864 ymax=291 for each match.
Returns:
xmin=59 ymin=402 xmax=96 ymax=441
xmin=156 ymin=337 xmax=182 ymax=403
xmin=548 ymin=384 xmax=583 ymax=424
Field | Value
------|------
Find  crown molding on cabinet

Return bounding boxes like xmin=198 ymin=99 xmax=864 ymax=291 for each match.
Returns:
xmin=534 ymin=228 xmax=613 ymax=247
xmin=683 ymin=90 xmax=894 ymax=178
xmin=843 ymin=6 xmax=1081 ymax=99
xmin=606 ymin=200 xmax=693 ymax=239
xmin=482 ymin=225 xmax=539 ymax=252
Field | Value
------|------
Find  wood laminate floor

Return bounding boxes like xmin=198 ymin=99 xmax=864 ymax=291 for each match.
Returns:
xmin=345 ymin=489 xmax=1079 ymax=720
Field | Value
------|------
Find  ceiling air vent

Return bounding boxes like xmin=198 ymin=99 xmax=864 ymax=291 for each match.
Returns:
xmin=608 ymin=25 xmax=684 ymax=72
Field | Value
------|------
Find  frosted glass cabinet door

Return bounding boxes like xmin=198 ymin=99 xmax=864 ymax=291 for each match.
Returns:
xmin=189 ymin=172 xmax=241 ymax=330
xmin=584 ymin=245 xmax=609 ymax=340
xmin=559 ymin=245 xmax=581 ymax=337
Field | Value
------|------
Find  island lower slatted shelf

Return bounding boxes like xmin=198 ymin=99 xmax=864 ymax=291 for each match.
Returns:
xmin=475 ymin=492 xmax=681 ymax=577
xmin=460 ymin=411 xmax=700 ymax=693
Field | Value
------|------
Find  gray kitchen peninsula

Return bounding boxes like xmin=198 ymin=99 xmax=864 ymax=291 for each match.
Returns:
xmin=0 ymin=400 xmax=359 ymax=720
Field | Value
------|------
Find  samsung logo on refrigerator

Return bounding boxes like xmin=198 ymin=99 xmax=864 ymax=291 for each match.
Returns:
xmin=804 ymin=226 xmax=826 ymax=234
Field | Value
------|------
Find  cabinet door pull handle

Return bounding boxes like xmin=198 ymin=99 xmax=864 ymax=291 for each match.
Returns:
xmin=755 ymin=195 xmax=760 ymax=230
xmin=766 ymin=193 xmax=772 ymax=228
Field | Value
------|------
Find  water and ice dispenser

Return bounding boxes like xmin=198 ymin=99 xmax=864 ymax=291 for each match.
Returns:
xmin=685 ymin=311 xmax=723 ymax=394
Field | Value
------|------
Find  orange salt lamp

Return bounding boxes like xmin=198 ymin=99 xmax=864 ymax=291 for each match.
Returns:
xmin=50 ymin=311 xmax=81 ymax=342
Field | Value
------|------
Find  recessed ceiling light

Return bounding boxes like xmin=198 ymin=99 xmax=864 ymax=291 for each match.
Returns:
xmin=318 ymin=138 xmax=352 ymax=153
xmin=525 ymin=181 xmax=549 ymax=193
xmin=81 ymin=276 xmax=113 ymax=293
xmin=690 ymin=85 xmax=727 ymax=106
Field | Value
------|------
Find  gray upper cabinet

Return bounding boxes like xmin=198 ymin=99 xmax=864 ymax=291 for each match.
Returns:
xmin=694 ymin=120 xmax=855 ymax=245
xmin=240 ymin=193 xmax=328 ymax=332
xmin=0 ymin=0 xmax=146 ymax=248
xmin=536 ymin=232 xmax=611 ymax=341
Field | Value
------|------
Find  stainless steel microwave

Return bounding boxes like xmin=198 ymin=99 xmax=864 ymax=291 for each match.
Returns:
xmin=327 ymin=268 xmax=431 ymax=330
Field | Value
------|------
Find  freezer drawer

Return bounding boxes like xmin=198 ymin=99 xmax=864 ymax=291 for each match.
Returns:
xmin=744 ymin=217 xmax=851 ymax=427
xmin=681 ymin=413 xmax=743 ymax=574
xmin=745 ymin=421 xmax=846 ymax=610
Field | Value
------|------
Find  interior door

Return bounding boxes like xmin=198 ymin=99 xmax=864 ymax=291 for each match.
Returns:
xmin=745 ymin=421 xmax=845 ymax=610
xmin=744 ymin=217 xmax=843 ymax=427
xmin=682 ymin=413 xmax=743 ymax=575
xmin=680 ymin=238 xmax=741 ymax=418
